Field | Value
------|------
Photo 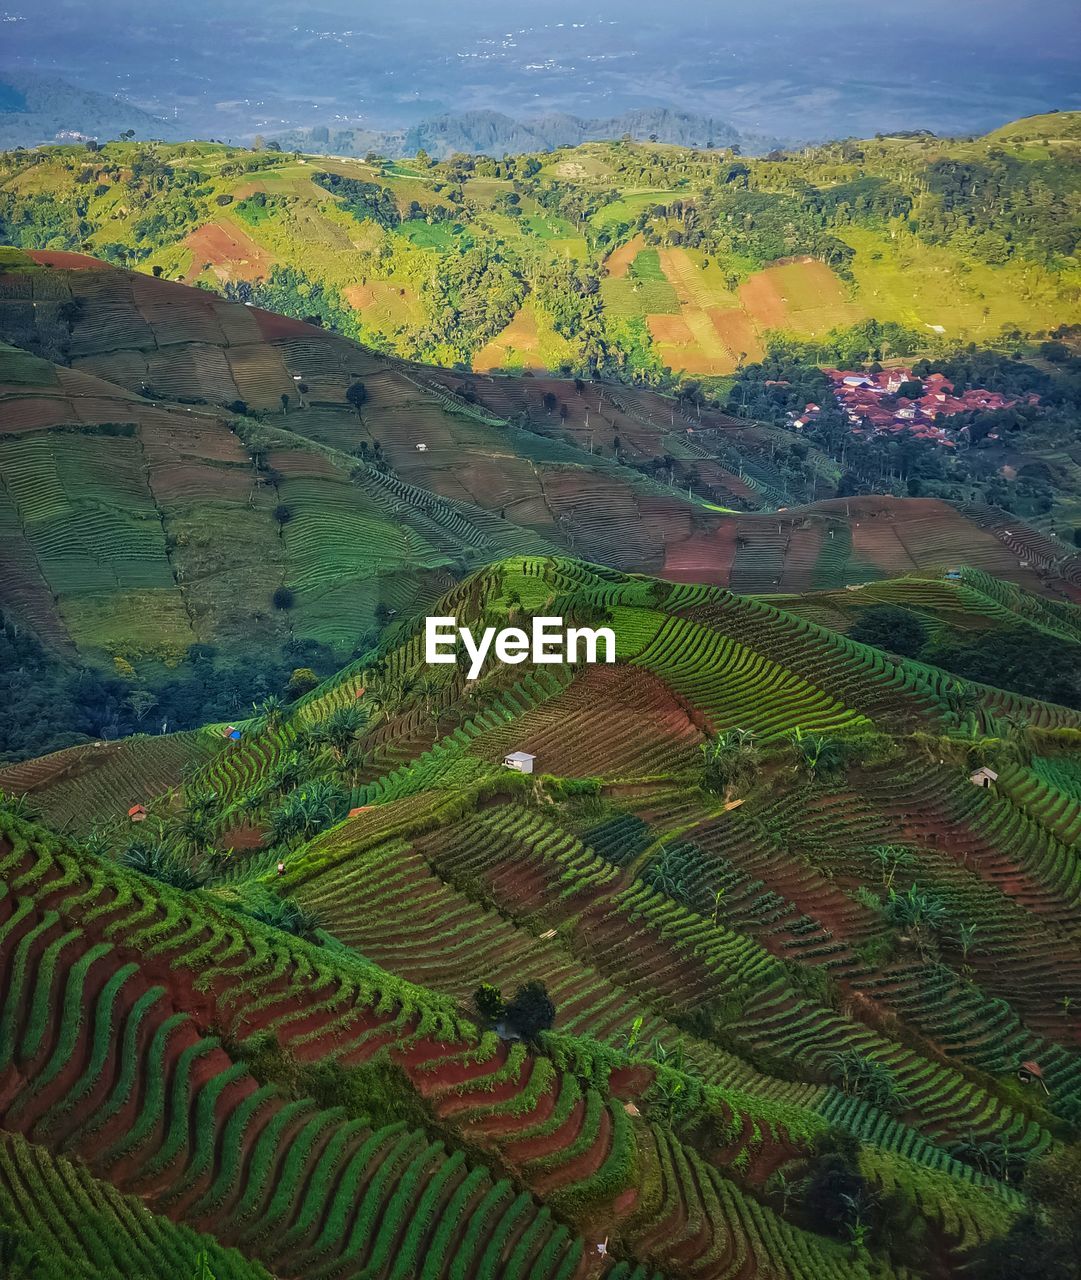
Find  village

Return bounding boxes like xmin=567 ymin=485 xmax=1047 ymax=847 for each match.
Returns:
xmin=790 ymin=367 xmax=1040 ymax=447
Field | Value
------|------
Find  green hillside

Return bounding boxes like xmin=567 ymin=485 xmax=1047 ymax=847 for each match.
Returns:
xmin=2 ymin=556 xmax=1081 ymax=1278
xmin=3 ymin=247 xmax=1081 ymax=765
xmin=1 ymin=113 xmax=1079 ymax=380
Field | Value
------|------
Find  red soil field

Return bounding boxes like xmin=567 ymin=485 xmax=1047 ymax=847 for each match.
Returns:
xmin=26 ymin=250 xmax=111 ymax=270
xmin=182 ymin=221 xmax=273 ymax=284
xmin=605 ymin=236 xmax=645 ymax=280
xmin=249 ymin=307 xmax=322 ymax=341
xmin=0 ymin=396 xmax=86 ymax=432
xmin=662 ymin=522 xmax=739 ymax=586
xmin=708 ymin=307 xmax=763 ymax=363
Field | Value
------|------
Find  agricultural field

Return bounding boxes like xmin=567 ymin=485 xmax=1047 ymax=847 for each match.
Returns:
xmin=3 ymin=248 xmax=1081 ymax=767
xmin=1 ymin=112 xmax=1078 ymax=379
xmin=3 ymin=95 xmax=1081 ymax=1280
xmin=3 ymin=554 xmax=1081 ymax=1277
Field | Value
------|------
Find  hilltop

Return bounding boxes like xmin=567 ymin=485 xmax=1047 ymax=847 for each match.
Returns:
xmin=2 ymin=555 xmax=1081 ymax=1277
xmin=0 ymin=114 xmax=1078 ymax=383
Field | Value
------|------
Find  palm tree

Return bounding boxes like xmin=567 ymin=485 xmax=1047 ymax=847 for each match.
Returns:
xmin=870 ymin=844 xmax=913 ymax=891
xmin=885 ymin=884 xmax=949 ymax=956
xmin=247 ymin=895 xmax=325 ymax=943
xmin=0 ymin=791 xmax=38 ymax=819
xmin=789 ymin=727 xmax=848 ymax=780
xmin=120 ymin=838 xmax=208 ymax=890
xmin=826 ymin=1049 xmax=905 ymax=1111
xmin=269 ymin=780 xmax=347 ymax=846
xmin=944 ymin=680 xmax=983 ymax=737
xmin=268 ymin=752 xmax=305 ymax=795
xmin=257 ymin=695 xmax=285 ymax=731
xmin=956 ymin=921 xmax=979 ymax=962
xmin=1000 ymin=712 xmax=1035 ymax=765
xmin=173 ymin=809 xmax=216 ymax=857
xmin=309 ymin=705 xmax=368 ymax=762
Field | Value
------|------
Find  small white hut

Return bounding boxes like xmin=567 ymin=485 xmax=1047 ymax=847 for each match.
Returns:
xmin=503 ymin=751 xmax=536 ymax=775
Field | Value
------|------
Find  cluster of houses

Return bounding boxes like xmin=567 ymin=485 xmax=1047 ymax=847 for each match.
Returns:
xmin=789 ymin=368 xmax=1038 ymax=447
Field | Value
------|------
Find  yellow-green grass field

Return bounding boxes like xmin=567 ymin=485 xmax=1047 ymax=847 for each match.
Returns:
xmin=837 ymin=226 xmax=1081 ymax=339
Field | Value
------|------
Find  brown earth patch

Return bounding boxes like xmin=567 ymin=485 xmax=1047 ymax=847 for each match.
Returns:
xmin=182 ymin=220 xmax=273 ymax=284
xmin=708 ymin=307 xmax=764 ymax=363
xmin=249 ymin=307 xmax=322 ymax=341
xmin=647 ymin=314 xmax=696 ymax=345
xmin=663 ymin=521 xmax=739 ymax=586
xmin=26 ymin=250 xmax=110 ymax=270
xmin=605 ymin=235 xmax=645 ymax=280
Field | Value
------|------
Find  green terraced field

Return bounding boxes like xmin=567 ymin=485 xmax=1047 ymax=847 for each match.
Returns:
xmin=5 ymin=550 xmax=1081 ymax=1278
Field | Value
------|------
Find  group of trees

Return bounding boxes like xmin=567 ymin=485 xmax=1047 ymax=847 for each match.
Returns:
xmin=312 ymin=172 xmax=404 ymax=230
xmin=850 ymin=604 xmax=1081 ymax=709
xmin=472 ymin=980 xmax=556 ymax=1042
xmin=0 ymin=613 xmax=337 ymax=765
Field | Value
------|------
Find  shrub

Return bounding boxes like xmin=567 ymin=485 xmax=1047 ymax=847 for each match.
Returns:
xmin=504 ymin=981 xmax=556 ymax=1041
xmin=286 ymin=667 xmax=319 ymax=698
xmin=473 ymin=983 xmax=505 ymax=1025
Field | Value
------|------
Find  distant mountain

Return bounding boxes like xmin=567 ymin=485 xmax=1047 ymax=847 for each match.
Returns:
xmin=273 ymin=107 xmax=780 ymax=159
xmin=0 ymin=71 xmax=182 ymax=148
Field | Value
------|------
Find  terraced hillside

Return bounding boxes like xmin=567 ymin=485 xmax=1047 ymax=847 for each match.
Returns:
xmin=3 ymin=557 xmax=1081 ymax=1278
xmin=3 ymin=248 xmax=1080 ymax=711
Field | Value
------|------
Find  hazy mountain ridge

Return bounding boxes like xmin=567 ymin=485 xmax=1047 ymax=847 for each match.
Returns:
xmin=0 ymin=71 xmax=182 ymax=149
xmin=274 ymin=106 xmax=781 ymax=159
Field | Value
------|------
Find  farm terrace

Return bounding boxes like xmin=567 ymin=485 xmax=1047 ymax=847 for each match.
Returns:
xmin=425 ymin=615 xmax=616 ymax=680
xmin=790 ymin=367 xmax=1040 ymax=446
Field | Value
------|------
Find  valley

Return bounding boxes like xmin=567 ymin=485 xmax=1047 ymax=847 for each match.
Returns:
xmin=0 ymin=101 xmax=1080 ymax=1280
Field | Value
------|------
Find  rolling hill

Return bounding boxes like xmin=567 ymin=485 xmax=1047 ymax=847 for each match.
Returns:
xmin=3 ymin=246 xmax=1081 ymax=763
xmin=1 ymin=114 xmax=1078 ymax=382
xmin=6 ymin=248 xmax=1079 ymax=757
xmin=2 ymin=555 xmax=1081 ymax=1278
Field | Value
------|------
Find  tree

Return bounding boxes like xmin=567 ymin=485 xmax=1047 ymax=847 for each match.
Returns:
xmin=268 ymin=779 xmax=347 ymax=845
xmin=943 ymin=680 xmax=984 ymax=736
xmin=125 ymin=687 xmax=158 ymax=724
xmin=850 ymin=606 xmax=928 ymax=659
xmin=286 ymin=668 xmax=319 ymax=699
xmin=246 ymin=895 xmax=324 ymax=942
xmin=272 ymin=586 xmax=295 ymax=610
xmin=307 ymin=705 xmax=367 ymax=761
xmin=120 ymin=838 xmax=208 ymax=890
xmin=826 ymin=1049 xmax=906 ymax=1111
xmin=345 ymin=381 xmax=368 ymax=414
xmin=789 ymin=727 xmax=848 ymax=780
xmin=870 ymin=844 xmax=913 ymax=891
xmin=273 ymin=505 xmax=293 ymax=526
xmin=257 ymin=695 xmax=285 ymax=730
xmin=802 ymin=1129 xmax=870 ymax=1239
xmin=503 ymin=980 xmax=556 ymax=1041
